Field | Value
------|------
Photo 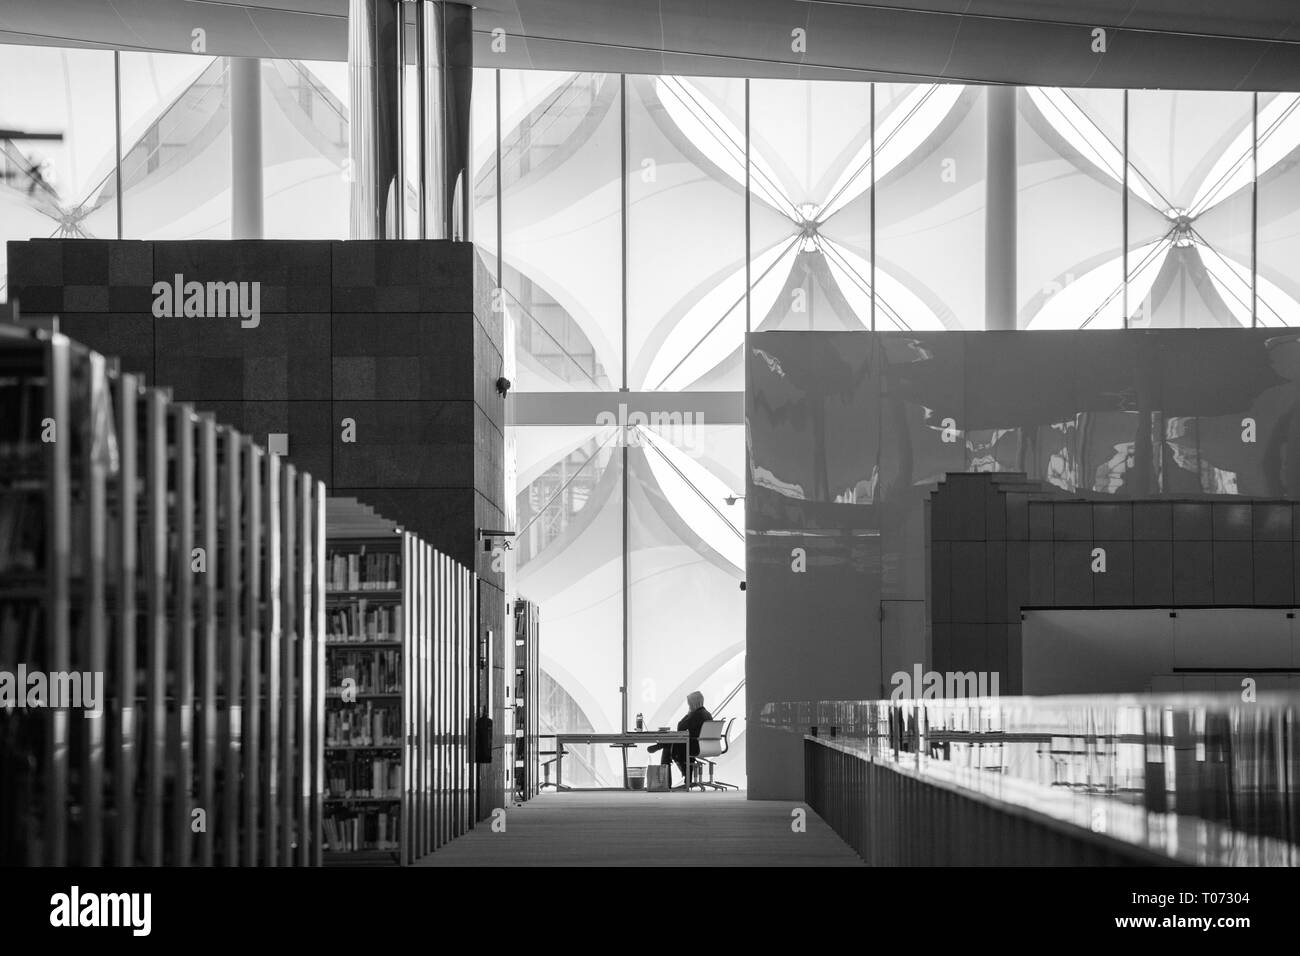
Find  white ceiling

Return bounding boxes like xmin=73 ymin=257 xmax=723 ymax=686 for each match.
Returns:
xmin=3 ymin=0 xmax=1300 ymax=89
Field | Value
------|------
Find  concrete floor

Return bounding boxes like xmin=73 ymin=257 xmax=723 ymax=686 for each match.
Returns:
xmin=414 ymin=790 xmax=864 ymax=866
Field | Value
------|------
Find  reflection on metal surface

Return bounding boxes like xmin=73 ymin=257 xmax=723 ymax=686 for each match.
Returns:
xmin=769 ymin=693 xmax=1300 ymax=865
xmin=745 ymin=329 xmax=1300 ymax=797
xmin=348 ymin=0 xmax=471 ymax=239
xmin=347 ymin=0 xmax=401 ymax=239
xmin=748 ymin=329 xmax=1300 ymax=516
xmin=415 ymin=1 xmax=472 ymax=241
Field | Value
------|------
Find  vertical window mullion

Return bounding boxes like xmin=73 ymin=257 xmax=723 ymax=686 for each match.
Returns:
xmin=114 ymin=51 xmax=124 ymax=239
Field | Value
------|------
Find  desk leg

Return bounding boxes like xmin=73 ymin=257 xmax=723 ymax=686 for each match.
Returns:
xmin=556 ymin=740 xmax=563 ymax=791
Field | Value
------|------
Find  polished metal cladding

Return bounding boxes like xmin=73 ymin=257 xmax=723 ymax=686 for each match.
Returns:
xmin=745 ymin=328 xmax=1300 ymax=798
xmin=416 ymin=1 xmax=473 ymax=240
xmin=348 ymin=0 xmax=402 ymax=239
xmin=349 ymin=0 xmax=471 ymax=240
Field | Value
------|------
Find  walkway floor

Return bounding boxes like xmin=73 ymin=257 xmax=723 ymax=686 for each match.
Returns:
xmin=414 ymin=790 xmax=864 ymax=866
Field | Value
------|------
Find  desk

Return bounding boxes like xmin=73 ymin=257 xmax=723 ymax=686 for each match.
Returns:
xmin=553 ymin=732 xmax=690 ymax=790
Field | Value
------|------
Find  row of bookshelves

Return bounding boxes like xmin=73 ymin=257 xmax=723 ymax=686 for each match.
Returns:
xmin=0 ymin=328 xmax=328 ymax=867
xmin=322 ymin=532 xmax=478 ymax=865
xmin=1 ymin=326 xmax=518 ymax=867
xmin=511 ymin=598 xmax=541 ymax=803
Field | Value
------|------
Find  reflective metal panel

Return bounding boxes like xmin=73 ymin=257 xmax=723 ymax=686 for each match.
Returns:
xmin=171 ymin=404 xmax=195 ymax=866
xmin=242 ymin=442 xmax=262 ymax=866
xmin=748 ymin=327 xmax=1300 ymax=797
xmin=348 ymin=0 xmax=402 ymax=238
xmin=197 ymin=415 xmax=218 ymax=867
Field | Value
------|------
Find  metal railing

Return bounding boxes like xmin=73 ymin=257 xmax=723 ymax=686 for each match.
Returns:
xmin=780 ymin=693 xmax=1300 ymax=866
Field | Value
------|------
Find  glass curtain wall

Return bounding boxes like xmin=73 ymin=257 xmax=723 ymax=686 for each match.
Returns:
xmin=11 ymin=43 xmax=1300 ymax=788
xmin=482 ymin=76 xmax=1300 ymax=790
xmin=0 ymin=46 xmax=351 ymax=293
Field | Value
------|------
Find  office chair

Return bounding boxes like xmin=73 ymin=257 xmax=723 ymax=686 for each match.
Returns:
xmin=689 ymin=718 xmax=739 ymax=791
xmin=539 ymin=734 xmax=560 ymax=790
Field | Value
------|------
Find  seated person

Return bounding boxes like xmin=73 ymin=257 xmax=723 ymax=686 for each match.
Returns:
xmin=647 ymin=691 xmax=712 ymax=788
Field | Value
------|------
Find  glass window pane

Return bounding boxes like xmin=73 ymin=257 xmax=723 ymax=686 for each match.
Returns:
xmin=627 ymin=422 xmax=746 ymax=782
xmin=0 ymin=45 xmax=117 ymax=292
xmin=1126 ymin=90 xmax=1254 ymax=328
xmin=471 ymin=67 xmax=498 ymax=278
xmin=1017 ymin=88 xmax=1125 ymax=330
xmin=501 ymin=71 xmax=620 ymax=392
xmin=262 ymin=59 xmax=348 ymax=239
xmin=749 ymin=79 xmax=873 ymax=334
xmin=628 ymin=75 xmax=746 ymax=390
xmin=512 ymin=424 xmax=624 ymax=785
xmin=118 ymin=52 xmax=231 ymax=239
xmin=875 ymin=83 xmax=986 ymax=331
xmin=1256 ymin=92 xmax=1300 ymax=327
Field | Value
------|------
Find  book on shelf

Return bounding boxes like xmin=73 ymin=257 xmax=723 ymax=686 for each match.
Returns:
xmin=325 ymin=546 xmax=399 ymax=592
xmin=0 ymin=377 xmax=46 ymax=482
xmin=325 ymin=600 xmax=402 ymax=644
xmin=0 ymin=600 xmax=42 ymax=671
xmin=323 ymin=536 xmax=407 ymax=861
xmin=325 ymin=648 xmax=402 ymax=696
xmin=323 ymin=806 xmax=400 ymax=853
xmin=325 ymin=700 xmax=401 ymax=748
xmin=0 ymin=489 xmax=42 ymax=579
xmin=325 ymin=755 xmax=401 ymax=799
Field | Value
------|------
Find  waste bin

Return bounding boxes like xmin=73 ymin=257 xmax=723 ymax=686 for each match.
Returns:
xmin=626 ymin=766 xmax=647 ymax=790
xmin=646 ymin=765 xmax=672 ymax=792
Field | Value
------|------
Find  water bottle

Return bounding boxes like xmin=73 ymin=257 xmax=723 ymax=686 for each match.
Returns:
xmin=635 ymin=712 xmax=644 ymax=731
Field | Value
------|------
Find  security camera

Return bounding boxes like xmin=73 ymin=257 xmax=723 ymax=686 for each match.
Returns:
xmin=496 ymin=376 xmax=512 ymax=396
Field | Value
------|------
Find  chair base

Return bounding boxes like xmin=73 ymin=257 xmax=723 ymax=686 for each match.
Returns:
xmin=688 ymin=760 xmax=739 ymax=791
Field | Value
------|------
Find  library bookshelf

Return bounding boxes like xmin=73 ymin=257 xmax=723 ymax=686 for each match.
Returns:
xmin=0 ymin=327 xmax=326 ymax=866
xmin=510 ymin=598 xmax=540 ymax=803
xmin=322 ymin=515 xmax=476 ymax=866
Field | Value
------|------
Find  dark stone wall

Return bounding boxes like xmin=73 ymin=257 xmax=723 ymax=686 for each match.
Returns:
xmin=6 ymin=237 xmax=509 ymax=817
xmin=931 ymin=472 xmax=1300 ymax=692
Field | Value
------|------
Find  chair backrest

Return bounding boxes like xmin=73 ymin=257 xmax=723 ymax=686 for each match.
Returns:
xmin=719 ymin=717 xmax=736 ymax=755
xmin=696 ymin=719 xmax=725 ymax=759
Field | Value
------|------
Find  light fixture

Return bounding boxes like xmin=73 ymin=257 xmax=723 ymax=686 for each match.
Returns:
xmin=724 ymin=494 xmax=745 ymax=506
